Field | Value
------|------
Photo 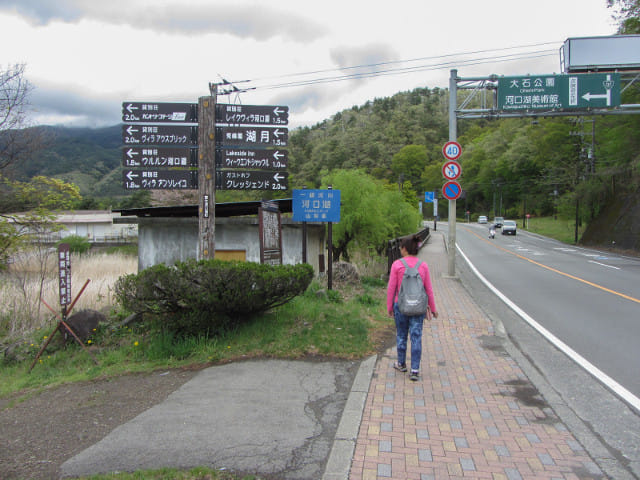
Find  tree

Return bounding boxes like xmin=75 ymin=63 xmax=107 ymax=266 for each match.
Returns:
xmin=608 ymin=0 xmax=640 ymax=33
xmin=321 ymin=169 xmax=421 ymax=262
xmin=0 ymin=176 xmax=81 ymax=268
xmin=391 ymin=145 xmax=429 ymax=192
xmin=1 ymin=63 xmax=39 ymax=174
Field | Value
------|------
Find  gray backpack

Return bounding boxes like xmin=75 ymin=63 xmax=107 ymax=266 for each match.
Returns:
xmin=397 ymin=258 xmax=428 ymax=315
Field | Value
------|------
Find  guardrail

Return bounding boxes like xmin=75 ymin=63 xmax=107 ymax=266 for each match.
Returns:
xmin=386 ymin=227 xmax=430 ymax=273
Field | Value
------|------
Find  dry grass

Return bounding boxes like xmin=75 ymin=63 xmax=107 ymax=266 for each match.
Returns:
xmin=1 ymin=251 xmax=137 ymax=338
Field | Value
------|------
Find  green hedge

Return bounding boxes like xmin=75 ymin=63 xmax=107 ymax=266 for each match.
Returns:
xmin=114 ymin=259 xmax=314 ymax=336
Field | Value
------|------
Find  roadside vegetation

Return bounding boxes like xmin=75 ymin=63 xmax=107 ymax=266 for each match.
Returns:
xmin=523 ymin=216 xmax=587 ymax=245
xmin=0 ymin=245 xmax=390 ymax=400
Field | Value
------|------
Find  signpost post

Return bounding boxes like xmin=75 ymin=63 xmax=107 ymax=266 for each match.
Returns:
xmin=447 ymin=70 xmax=459 ymax=276
xmin=198 ymin=94 xmax=216 ymax=260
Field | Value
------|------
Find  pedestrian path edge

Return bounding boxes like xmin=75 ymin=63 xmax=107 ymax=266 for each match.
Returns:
xmin=323 ymin=354 xmax=377 ymax=480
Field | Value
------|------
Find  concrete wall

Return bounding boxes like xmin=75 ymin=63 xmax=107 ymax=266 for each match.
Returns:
xmin=137 ymin=216 xmax=325 ymax=273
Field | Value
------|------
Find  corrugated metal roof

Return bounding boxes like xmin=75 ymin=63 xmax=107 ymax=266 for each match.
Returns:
xmin=114 ymin=199 xmax=293 ymax=218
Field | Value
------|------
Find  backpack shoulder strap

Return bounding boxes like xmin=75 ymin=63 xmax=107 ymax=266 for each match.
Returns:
xmin=400 ymin=258 xmax=408 ymax=269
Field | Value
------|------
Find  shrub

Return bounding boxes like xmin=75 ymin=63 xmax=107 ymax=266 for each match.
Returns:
xmin=57 ymin=235 xmax=91 ymax=254
xmin=114 ymin=260 xmax=314 ymax=336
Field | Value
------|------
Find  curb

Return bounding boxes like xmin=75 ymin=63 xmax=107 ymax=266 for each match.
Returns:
xmin=322 ymin=354 xmax=377 ymax=480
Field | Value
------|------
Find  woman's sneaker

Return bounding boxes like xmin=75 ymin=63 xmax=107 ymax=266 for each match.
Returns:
xmin=410 ymin=370 xmax=419 ymax=381
xmin=393 ymin=362 xmax=407 ymax=373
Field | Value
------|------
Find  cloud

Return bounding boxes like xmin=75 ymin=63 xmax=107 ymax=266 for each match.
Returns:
xmin=0 ymin=0 xmax=327 ymax=42
xmin=29 ymin=85 xmax=120 ymax=127
xmin=330 ymin=44 xmax=399 ymax=74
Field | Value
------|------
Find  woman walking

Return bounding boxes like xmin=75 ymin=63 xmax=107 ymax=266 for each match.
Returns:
xmin=387 ymin=235 xmax=438 ymax=381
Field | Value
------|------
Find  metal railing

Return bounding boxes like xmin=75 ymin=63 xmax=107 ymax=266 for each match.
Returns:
xmin=387 ymin=227 xmax=430 ymax=273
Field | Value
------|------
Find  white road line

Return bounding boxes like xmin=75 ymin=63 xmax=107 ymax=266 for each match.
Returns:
xmin=456 ymin=243 xmax=640 ymax=414
xmin=589 ymin=260 xmax=620 ymax=270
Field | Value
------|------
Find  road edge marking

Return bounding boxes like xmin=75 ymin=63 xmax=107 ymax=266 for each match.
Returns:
xmin=456 ymin=242 xmax=640 ymax=414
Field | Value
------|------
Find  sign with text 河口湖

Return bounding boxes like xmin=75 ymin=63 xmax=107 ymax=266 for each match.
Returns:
xmin=292 ymin=189 xmax=341 ymax=223
xmin=497 ymin=73 xmax=621 ymax=111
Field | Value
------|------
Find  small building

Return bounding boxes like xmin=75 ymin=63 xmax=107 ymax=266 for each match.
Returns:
xmin=114 ymin=199 xmax=326 ymax=273
xmin=55 ymin=210 xmax=137 ymax=242
xmin=5 ymin=210 xmax=137 ymax=243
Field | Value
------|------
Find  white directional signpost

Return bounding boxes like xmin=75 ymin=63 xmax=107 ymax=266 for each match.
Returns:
xmin=497 ymin=73 xmax=621 ymax=112
xmin=122 ymin=102 xmax=198 ymax=123
xmin=215 ymin=104 xmax=288 ymax=125
xmin=121 ymin=103 xmax=199 ymax=191
xmin=215 ymin=170 xmax=288 ymax=191
xmin=214 ymin=105 xmax=289 ymax=191
xmin=122 ymin=94 xmax=290 ymax=261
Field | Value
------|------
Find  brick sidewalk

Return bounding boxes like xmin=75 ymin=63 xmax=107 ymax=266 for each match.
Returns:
xmin=349 ymin=232 xmax=606 ymax=480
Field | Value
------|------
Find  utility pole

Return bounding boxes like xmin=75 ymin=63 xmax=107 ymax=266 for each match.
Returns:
xmin=447 ymin=69 xmax=458 ymax=277
xmin=197 ymin=85 xmax=217 ymax=260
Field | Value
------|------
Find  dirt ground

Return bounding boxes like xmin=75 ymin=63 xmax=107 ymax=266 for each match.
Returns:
xmin=0 ymin=368 xmax=200 ymax=480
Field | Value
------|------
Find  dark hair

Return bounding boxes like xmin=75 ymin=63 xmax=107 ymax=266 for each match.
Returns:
xmin=400 ymin=234 xmax=421 ymax=255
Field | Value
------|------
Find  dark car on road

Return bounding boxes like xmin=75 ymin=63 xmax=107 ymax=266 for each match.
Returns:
xmin=493 ymin=217 xmax=504 ymax=228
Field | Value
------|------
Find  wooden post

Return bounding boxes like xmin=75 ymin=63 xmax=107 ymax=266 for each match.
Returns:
xmin=198 ymin=91 xmax=216 ymax=260
xmin=327 ymin=185 xmax=333 ymax=290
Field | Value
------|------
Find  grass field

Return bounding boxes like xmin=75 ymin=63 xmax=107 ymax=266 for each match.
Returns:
xmin=523 ymin=216 xmax=586 ymax=244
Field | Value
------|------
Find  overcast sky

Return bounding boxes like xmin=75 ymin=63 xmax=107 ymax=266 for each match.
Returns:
xmin=0 ymin=0 xmax=618 ymax=129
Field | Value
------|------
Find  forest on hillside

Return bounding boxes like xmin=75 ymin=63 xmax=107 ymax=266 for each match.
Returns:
xmin=3 ymin=79 xmax=640 ymax=246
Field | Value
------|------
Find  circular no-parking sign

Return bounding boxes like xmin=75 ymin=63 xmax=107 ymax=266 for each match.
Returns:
xmin=442 ymin=141 xmax=462 ymax=161
xmin=442 ymin=161 xmax=461 ymax=180
xmin=442 ymin=180 xmax=462 ymax=200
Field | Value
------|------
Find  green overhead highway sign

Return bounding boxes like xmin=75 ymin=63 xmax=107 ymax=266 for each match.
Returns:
xmin=497 ymin=73 xmax=620 ymax=112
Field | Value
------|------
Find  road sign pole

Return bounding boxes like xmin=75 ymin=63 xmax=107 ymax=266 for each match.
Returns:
xmin=198 ymin=93 xmax=216 ymax=260
xmin=447 ymin=69 xmax=458 ymax=277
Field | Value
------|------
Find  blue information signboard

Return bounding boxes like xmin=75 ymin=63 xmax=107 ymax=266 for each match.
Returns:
xmin=293 ymin=189 xmax=341 ymax=222
xmin=424 ymin=191 xmax=435 ymax=203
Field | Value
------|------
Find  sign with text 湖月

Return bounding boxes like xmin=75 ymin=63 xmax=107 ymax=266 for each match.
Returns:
xmin=497 ymin=73 xmax=621 ymax=111
xmin=215 ymin=126 xmax=288 ymax=148
xmin=292 ymin=189 xmax=341 ymax=223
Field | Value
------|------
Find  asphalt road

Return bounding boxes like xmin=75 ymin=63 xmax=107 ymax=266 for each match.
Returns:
xmin=456 ymin=222 xmax=640 ymax=399
xmin=450 ymin=221 xmax=640 ymax=477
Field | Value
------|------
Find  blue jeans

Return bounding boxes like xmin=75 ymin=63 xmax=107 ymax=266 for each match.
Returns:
xmin=394 ymin=303 xmax=424 ymax=371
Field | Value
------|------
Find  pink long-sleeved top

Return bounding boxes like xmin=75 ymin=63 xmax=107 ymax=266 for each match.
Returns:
xmin=386 ymin=256 xmax=437 ymax=316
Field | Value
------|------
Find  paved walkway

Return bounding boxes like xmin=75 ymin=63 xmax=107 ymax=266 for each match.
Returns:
xmin=348 ymin=231 xmax=606 ymax=480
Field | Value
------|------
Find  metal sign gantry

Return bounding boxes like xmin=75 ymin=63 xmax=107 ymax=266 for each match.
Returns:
xmin=446 ymin=68 xmax=640 ymax=276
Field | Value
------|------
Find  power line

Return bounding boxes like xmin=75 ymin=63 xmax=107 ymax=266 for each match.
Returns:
xmin=228 ymin=41 xmax=562 ymax=92
xmin=254 ymin=50 xmax=557 ymax=91
xmin=248 ymin=41 xmax=562 ymax=83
